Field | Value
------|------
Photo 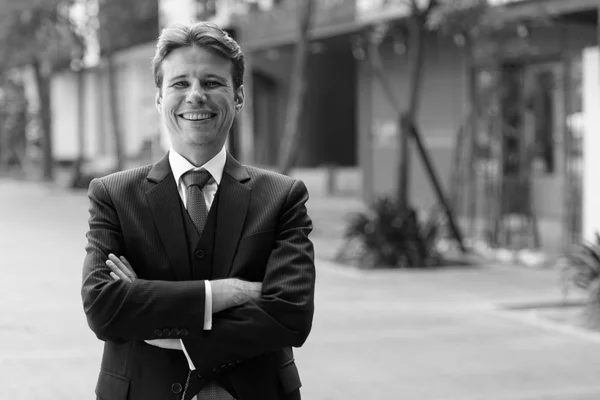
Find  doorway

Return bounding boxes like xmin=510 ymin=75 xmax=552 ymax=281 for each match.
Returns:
xmin=522 ymin=61 xmax=565 ymax=224
xmin=495 ymin=60 xmax=566 ymax=250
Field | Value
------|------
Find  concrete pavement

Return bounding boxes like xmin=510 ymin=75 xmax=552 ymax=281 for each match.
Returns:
xmin=1 ymin=179 xmax=600 ymax=399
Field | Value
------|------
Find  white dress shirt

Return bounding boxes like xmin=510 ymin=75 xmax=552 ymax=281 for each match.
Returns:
xmin=168 ymin=145 xmax=227 ymax=371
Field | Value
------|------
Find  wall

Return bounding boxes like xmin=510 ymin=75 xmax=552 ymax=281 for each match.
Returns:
xmin=51 ymin=72 xmax=79 ymax=161
xmin=360 ymin=22 xmax=597 ymax=213
xmin=360 ymin=32 xmax=467 ymax=208
xmin=50 ymin=41 xmax=159 ymax=165
xmin=583 ymin=46 xmax=600 ymax=242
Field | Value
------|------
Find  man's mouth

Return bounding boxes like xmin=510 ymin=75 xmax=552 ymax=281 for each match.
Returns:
xmin=179 ymin=112 xmax=215 ymax=121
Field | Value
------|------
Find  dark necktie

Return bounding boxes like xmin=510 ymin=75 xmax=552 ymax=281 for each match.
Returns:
xmin=181 ymin=171 xmax=235 ymax=400
xmin=182 ymin=169 xmax=212 ymax=234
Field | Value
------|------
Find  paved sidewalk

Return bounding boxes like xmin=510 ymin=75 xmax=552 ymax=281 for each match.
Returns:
xmin=1 ymin=180 xmax=600 ymax=399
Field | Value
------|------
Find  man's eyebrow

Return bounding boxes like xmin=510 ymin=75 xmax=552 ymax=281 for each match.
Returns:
xmin=205 ymin=74 xmax=228 ymax=82
xmin=168 ymin=74 xmax=188 ymax=83
xmin=167 ymin=73 xmax=227 ymax=83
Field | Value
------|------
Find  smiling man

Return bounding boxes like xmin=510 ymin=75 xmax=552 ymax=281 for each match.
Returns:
xmin=81 ymin=21 xmax=315 ymax=400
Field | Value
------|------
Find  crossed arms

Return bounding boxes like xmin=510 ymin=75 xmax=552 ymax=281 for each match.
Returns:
xmin=106 ymin=253 xmax=261 ymax=351
xmin=81 ymin=177 xmax=315 ymax=376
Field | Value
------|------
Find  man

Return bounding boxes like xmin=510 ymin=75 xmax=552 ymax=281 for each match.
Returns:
xmin=81 ymin=21 xmax=315 ymax=400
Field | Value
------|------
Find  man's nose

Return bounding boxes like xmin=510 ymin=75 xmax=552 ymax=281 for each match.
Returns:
xmin=186 ymin=82 xmax=207 ymax=104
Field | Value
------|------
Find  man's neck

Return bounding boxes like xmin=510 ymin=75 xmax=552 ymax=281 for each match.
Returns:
xmin=174 ymin=145 xmax=222 ymax=168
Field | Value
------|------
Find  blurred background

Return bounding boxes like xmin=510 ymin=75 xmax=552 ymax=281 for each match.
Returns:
xmin=5 ymin=0 xmax=600 ymax=398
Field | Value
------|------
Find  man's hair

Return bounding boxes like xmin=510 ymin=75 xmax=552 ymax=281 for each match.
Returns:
xmin=152 ymin=21 xmax=245 ymax=90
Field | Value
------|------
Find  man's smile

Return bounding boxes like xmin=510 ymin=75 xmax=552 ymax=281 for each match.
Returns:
xmin=179 ymin=112 xmax=215 ymax=121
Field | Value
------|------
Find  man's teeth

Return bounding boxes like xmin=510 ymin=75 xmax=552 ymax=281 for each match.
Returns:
xmin=181 ymin=113 xmax=212 ymax=121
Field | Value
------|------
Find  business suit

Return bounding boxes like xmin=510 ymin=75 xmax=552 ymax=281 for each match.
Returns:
xmin=81 ymin=151 xmax=315 ymax=400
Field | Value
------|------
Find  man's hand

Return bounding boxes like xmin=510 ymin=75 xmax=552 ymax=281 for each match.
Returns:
xmin=106 ymin=253 xmax=137 ymax=283
xmin=106 ymin=256 xmax=262 ymax=349
xmin=211 ymin=279 xmax=262 ymax=313
xmin=107 ymin=255 xmax=183 ymax=351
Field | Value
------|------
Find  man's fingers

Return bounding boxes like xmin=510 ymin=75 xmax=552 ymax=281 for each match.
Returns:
xmin=106 ymin=260 xmax=130 ymax=282
xmin=108 ymin=253 xmax=136 ymax=280
xmin=119 ymin=256 xmax=138 ymax=278
xmin=120 ymin=256 xmax=132 ymax=268
xmin=109 ymin=271 xmax=120 ymax=281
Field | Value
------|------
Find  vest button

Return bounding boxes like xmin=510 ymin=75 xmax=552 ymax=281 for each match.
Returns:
xmin=171 ymin=383 xmax=182 ymax=394
xmin=195 ymin=249 xmax=205 ymax=259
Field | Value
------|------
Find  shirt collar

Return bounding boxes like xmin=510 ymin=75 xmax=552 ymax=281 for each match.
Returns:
xmin=169 ymin=145 xmax=227 ymax=186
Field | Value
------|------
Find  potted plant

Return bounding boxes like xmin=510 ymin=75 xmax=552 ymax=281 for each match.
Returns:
xmin=336 ymin=196 xmax=445 ymax=268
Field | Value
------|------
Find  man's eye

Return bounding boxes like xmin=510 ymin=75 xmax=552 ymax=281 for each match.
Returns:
xmin=172 ymin=82 xmax=188 ymax=88
xmin=205 ymin=81 xmax=221 ymax=88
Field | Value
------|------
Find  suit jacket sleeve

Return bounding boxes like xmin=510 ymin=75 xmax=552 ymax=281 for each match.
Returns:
xmin=183 ymin=179 xmax=316 ymax=375
xmin=81 ymin=177 xmax=207 ymax=342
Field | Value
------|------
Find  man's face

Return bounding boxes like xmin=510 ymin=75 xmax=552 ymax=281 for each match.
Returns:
xmin=156 ymin=46 xmax=244 ymax=157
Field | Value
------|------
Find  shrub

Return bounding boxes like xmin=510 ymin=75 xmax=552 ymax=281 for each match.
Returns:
xmin=563 ymin=233 xmax=600 ymax=291
xmin=337 ymin=196 xmax=444 ymax=268
xmin=562 ymin=233 xmax=600 ymax=330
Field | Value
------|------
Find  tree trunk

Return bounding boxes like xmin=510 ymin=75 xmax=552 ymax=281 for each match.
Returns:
xmin=77 ymin=67 xmax=86 ymax=164
xmin=107 ymin=54 xmax=124 ymax=171
xmin=465 ymin=35 xmax=479 ymax=237
xmin=399 ymin=14 xmax=426 ymax=207
xmin=70 ymin=66 xmax=86 ymax=188
xmin=277 ymin=0 xmax=315 ymax=175
xmin=32 ymin=59 xmax=53 ymax=181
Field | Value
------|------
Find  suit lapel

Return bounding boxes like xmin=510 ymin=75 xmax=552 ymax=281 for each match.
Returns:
xmin=213 ymin=154 xmax=251 ymax=279
xmin=146 ymin=153 xmax=191 ymax=281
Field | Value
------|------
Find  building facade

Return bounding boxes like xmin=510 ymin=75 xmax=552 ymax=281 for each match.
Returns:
xmin=233 ymin=0 xmax=600 ymax=251
xmin=47 ymin=0 xmax=600 ymax=251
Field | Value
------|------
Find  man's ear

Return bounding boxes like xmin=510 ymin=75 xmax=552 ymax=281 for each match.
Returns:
xmin=155 ymin=91 xmax=162 ymax=112
xmin=234 ymin=85 xmax=245 ymax=113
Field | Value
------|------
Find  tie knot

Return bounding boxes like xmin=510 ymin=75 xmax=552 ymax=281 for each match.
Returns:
xmin=182 ymin=169 xmax=212 ymax=188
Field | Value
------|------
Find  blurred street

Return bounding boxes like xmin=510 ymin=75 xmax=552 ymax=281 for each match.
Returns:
xmin=2 ymin=179 xmax=600 ymax=399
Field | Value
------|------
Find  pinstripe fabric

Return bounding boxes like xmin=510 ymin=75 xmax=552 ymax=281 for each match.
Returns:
xmin=82 ymin=152 xmax=315 ymax=400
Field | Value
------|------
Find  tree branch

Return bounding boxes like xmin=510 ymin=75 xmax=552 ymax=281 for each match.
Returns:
xmin=425 ymin=0 xmax=440 ymax=17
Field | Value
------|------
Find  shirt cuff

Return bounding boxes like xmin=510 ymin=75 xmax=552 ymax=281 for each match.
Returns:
xmin=181 ymin=340 xmax=196 ymax=370
xmin=180 ymin=280 xmax=212 ymax=372
xmin=204 ymin=280 xmax=212 ymax=330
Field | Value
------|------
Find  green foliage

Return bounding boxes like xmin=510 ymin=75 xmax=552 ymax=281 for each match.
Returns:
xmin=340 ymin=196 xmax=444 ymax=268
xmin=560 ymin=234 xmax=600 ymax=331
xmin=96 ymin=0 xmax=158 ymax=55
xmin=0 ymin=0 xmax=85 ymax=72
xmin=429 ymin=0 xmax=495 ymax=34
xmin=563 ymin=234 xmax=600 ymax=291
xmin=427 ymin=0 xmax=549 ymax=62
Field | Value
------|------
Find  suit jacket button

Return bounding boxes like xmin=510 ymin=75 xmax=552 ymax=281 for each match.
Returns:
xmin=171 ymin=383 xmax=182 ymax=394
xmin=154 ymin=329 xmax=162 ymax=338
xmin=162 ymin=328 xmax=170 ymax=337
xmin=180 ymin=328 xmax=189 ymax=337
xmin=195 ymin=249 xmax=204 ymax=259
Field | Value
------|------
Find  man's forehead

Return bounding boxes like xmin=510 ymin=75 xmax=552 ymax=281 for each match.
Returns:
xmin=161 ymin=49 xmax=232 ymax=79
xmin=163 ymin=62 xmax=228 ymax=75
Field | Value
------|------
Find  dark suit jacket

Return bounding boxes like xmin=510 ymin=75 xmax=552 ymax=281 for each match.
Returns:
xmin=81 ymin=152 xmax=315 ymax=400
